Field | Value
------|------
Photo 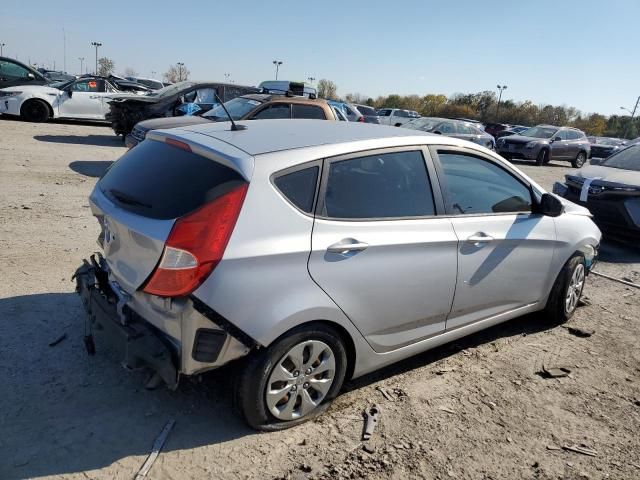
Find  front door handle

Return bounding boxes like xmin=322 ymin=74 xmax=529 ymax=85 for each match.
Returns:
xmin=327 ymin=239 xmax=369 ymax=254
xmin=466 ymin=233 xmax=494 ymax=245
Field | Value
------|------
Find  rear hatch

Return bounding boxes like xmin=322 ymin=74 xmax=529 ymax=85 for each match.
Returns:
xmin=90 ymin=137 xmax=249 ymax=294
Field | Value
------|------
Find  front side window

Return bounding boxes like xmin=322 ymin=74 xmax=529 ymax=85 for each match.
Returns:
xmin=292 ymin=104 xmax=326 ymax=120
xmin=437 ymin=122 xmax=457 ymax=134
xmin=251 ymin=103 xmax=291 ymax=119
xmin=457 ymin=123 xmax=476 ymax=135
xmin=437 ymin=151 xmax=532 ymax=215
xmin=0 ymin=60 xmax=31 ymax=79
xmin=274 ymin=166 xmax=319 ymax=213
xmin=323 ymin=150 xmax=435 ymax=219
xmin=555 ymin=130 xmax=568 ymax=140
xmin=378 ymin=109 xmax=391 ymax=116
xmin=395 ymin=110 xmax=409 ymax=117
xmin=72 ymin=79 xmax=103 ymax=92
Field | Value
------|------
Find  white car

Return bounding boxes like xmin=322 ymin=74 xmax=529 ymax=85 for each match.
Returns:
xmin=377 ymin=108 xmax=420 ymax=127
xmin=0 ymin=77 xmax=136 ymax=122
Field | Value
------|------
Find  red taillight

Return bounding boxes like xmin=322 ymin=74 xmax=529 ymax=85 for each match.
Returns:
xmin=143 ymin=183 xmax=248 ymax=297
xmin=165 ymin=137 xmax=192 ymax=152
xmin=358 ymin=116 xmax=365 ymax=123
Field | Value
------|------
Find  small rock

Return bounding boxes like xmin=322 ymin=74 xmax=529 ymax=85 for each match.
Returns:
xmin=299 ymin=463 xmax=312 ymax=473
xmin=507 ymin=437 xmax=513 ymax=443
xmin=362 ymin=444 xmax=375 ymax=454
xmin=299 ymin=438 xmax=307 ymax=446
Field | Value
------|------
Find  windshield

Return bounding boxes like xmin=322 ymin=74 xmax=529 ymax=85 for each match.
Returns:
xmin=596 ymin=137 xmax=623 ymax=146
xmin=203 ymin=97 xmax=263 ymax=120
xmin=602 ymin=145 xmax=640 ymax=171
xmin=49 ymin=80 xmax=72 ymax=89
xmin=402 ymin=118 xmax=441 ymax=131
xmin=520 ymin=126 xmax=558 ymax=139
xmin=147 ymin=81 xmax=195 ymax=98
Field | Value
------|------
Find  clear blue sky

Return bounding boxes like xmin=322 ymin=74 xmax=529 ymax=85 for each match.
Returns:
xmin=4 ymin=0 xmax=638 ymax=116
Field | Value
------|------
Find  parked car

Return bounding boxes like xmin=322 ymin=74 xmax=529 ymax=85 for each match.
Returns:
xmin=497 ymin=125 xmax=590 ymax=167
xmin=495 ymin=126 xmax=528 ymax=139
xmin=75 ymin=120 xmax=600 ymax=430
xmin=37 ymin=68 xmax=76 ymax=83
xmin=0 ymin=76 xmax=138 ymax=122
xmin=0 ymin=56 xmax=49 ymax=89
xmin=402 ymin=117 xmax=496 ymax=149
xmin=483 ymin=122 xmax=511 ymax=138
xmin=553 ymin=143 xmax=640 ymax=242
xmin=106 ymin=81 xmax=259 ymax=136
xmin=376 ymin=108 xmax=418 ymax=127
xmin=353 ymin=104 xmax=380 ymax=124
xmin=126 ymin=94 xmax=341 ymax=148
xmin=126 ymin=76 xmax=164 ymax=90
xmin=587 ymin=137 xmax=627 ymax=159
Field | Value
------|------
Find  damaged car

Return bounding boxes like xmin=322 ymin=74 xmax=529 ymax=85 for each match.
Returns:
xmin=106 ymin=81 xmax=259 ymax=137
xmin=553 ymin=143 xmax=640 ymax=242
xmin=75 ymin=120 xmax=600 ymax=430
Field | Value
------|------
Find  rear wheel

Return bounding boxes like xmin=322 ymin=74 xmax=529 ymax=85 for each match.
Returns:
xmin=21 ymin=99 xmax=50 ymax=123
xmin=536 ymin=148 xmax=549 ymax=166
xmin=235 ymin=323 xmax=348 ymax=431
xmin=572 ymin=151 xmax=587 ymax=168
xmin=544 ymin=255 xmax=586 ymax=324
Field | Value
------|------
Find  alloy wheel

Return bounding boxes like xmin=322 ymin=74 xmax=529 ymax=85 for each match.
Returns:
xmin=565 ymin=263 xmax=585 ymax=314
xmin=265 ymin=340 xmax=336 ymax=421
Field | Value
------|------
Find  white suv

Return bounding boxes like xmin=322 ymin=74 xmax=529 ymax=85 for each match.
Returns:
xmin=377 ymin=108 xmax=420 ymax=126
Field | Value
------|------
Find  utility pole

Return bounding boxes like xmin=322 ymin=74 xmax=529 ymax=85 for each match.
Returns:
xmin=63 ymin=28 xmax=66 ymax=72
xmin=496 ymin=84 xmax=508 ymax=121
xmin=0 ymin=43 xmax=5 ymax=56
xmin=78 ymin=57 xmax=84 ymax=75
xmin=177 ymin=62 xmax=185 ymax=81
xmin=307 ymin=76 xmax=316 ymax=85
xmin=621 ymin=95 xmax=640 ymax=139
xmin=224 ymin=73 xmax=231 ymax=83
xmin=91 ymin=41 xmax=102 ymax=75
xmin=272 ymin=60 xmax=283 ymax=80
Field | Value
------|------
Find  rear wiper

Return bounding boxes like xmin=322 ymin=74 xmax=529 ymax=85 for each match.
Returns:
xmin=108 ymin=189 xmax=152 ymax=208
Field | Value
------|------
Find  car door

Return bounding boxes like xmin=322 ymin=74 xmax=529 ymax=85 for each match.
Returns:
xmin=565 ymin=130 xmax=581 ymax=158
xmin=308 ymin=147 xmax=458 ymax=353
xmin=58 ymin=79 xmax=106 ymax=119
xmin=550 ymin=130 xmax=568 ymax=159
xmin=430 ymin=147 xmax=556 ymax=330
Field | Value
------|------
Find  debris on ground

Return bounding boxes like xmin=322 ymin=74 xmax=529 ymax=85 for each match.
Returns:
xmin=562 ymin=444 xmax=598 ymax=457
xmin=134 ymin=418 xmax=176 ymax=479
xmin=438 ymin=406 xmax=456 ymax=415
xmin=563 ymin=325 xmax=595 ymax=338
xmin=48 ymin=333 xmax=67 ymax=347
xmin=436 ymin=367 xmax=457 ymax=375
xmin=539 ymin=365 xmax=572 ymax=379
xmin=362 ymin=405 xmax=380 ymax=441
xmin=546 ymin=445 xmax=562 ymax=451
xmin=376 ymin=386 xmax=394 ymax=401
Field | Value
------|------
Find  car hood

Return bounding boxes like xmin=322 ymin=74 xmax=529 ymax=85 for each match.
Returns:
xmin=136 ymin=115 xmax=212 ymax=131
xmin=0 ymin=84 xmax=60 ymax=94
xmin=556 ymin=196 xmax=592 ymax=216
xmin=566 ymin=165 xmax=640 ymax=187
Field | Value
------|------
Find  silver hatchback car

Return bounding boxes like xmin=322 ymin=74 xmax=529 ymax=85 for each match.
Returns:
xmin=75 ymin=120 xmax=601 ymax=430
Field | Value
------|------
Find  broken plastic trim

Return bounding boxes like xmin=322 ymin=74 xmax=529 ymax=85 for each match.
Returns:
xmin=190 ymin=295 xmax=258 ymax=350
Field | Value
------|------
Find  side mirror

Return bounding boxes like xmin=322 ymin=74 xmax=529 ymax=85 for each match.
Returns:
xmin=551 ymin=136 xmax=561 ymax=143
xmin=66 ymin=89 xmax=73 ymax=98
xmin=589 ymin=158 xmax=603 ymax=166
xmin=539 ymin=193 xmax=563 ymax=217
xmin=27 ymin=73 xmax=35 ymax=80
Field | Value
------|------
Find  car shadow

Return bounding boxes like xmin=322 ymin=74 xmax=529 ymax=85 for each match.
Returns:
xmin=69 ymin=160 xmax=114 ymax=178
xmin=0 ymin=292 xmax=252 ymax=480
xmin=34 ymin=134 xmax=123 ymax=147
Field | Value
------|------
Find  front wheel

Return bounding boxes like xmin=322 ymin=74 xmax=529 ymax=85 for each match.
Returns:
xmin=544 ymin=255 xmax=586 ymax=324
xmin=572 ymin=151 xmax=587 ymax=168
xmin=234 ymin=323 xmax=348 ymax=431
xmin=536 ymin=149 xmax=549 ymax=166
xmin=21 ymin=99 xmax=50 ymax=123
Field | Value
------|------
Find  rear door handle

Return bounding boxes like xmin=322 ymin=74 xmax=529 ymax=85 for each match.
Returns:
xmin=327 ymin=239 xmax=369 ymax=254
xmin=466 ymin=233 xmax=494 ymax=245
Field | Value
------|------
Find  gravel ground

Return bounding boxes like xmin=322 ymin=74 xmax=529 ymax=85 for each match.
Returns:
xmin=1 ymin=118 xmax=639 ymax=480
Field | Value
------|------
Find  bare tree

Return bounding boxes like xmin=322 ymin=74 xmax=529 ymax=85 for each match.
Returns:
xmin=344 ymin=92 xmax=368 ymax=104
xmin=163 ymin=63 xmax=190 ymax=83
xmin=124 ymin=67 xmax=138 ymax=77
xmin=317 ymin=79 xmax=337 ymax=99
xmin=97 ymin=57 xmax=115 ymax=76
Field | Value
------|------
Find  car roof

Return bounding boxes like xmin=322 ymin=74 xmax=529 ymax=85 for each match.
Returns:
xmin=152 ymin=119 xmax=464 ymax=157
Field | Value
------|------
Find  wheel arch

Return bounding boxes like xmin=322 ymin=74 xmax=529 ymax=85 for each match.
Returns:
xmin=20 ymin=96 xmax=54 ymax=118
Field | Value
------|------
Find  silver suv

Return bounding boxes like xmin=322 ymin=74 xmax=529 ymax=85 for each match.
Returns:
xmin=75 ymin=120 xmax=601 ymax=430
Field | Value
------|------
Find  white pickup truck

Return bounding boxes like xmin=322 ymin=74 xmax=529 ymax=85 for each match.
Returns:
xmin=376 ymin=108 xmax=420 ymax=126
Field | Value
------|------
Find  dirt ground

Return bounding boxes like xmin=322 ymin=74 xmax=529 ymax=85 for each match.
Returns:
xmin=1 ymin=117 xmax=639 ymax=480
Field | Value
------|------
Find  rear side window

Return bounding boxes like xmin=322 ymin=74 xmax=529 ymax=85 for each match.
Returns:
xmin=378 ymin=109 xmax=391 ymax=116
xmin=292 ymin=104 xmax=326 ymax=120
xmin=356 ymin=105 xmax=376 ymax=116
xmin=99 ymin=140 xmax=245 ymax=220
xmin=395 ymin=110 xmax=409 ymax=117
xmin=251 ymin=104 xmax=290 ymax=119
xmin=322 ymin=150 xmax=435 ymax=219
xmin=274 ymin=166 xmax=319 ymax=213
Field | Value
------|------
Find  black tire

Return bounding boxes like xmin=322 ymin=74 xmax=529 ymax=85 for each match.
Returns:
xmin=21 ymin=99 xmax=50 ymax=123
xmin=234 ymin=323 xmax=348 ymax=431
xmin=536 ymin=148 xmax=549 ymax=166
xmin=394 ymin=123 xmax=402 ymax=127
xmin=572 ymin=151 xmax=587 ymax=168
xmin=544 ymin=254 xmax=586 ymax=324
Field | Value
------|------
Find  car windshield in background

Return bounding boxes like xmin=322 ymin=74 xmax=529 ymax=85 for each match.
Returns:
xmin=602 ymin=145 xmax=640 ymax=171
xmin=148 ymin=81 xmax=195 ymax=98
xmin=402 ymin=118 xmax=441 ymax=131
xmin=49 ymin=80 xmax=71 ymax=89
xmin=203 ymin=97 xmax=262 ymax=120
xmin=596 ymin=137 xmax=623 ymax=146
xmin=521 ymin=126 xmax=558 ymax=139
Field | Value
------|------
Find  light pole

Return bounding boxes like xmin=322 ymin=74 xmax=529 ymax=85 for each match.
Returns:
xmin=177 ymin=62 xmax=185 ymax=81
xmin=0 ymin=43 xmax=5 ymax=56
xmin=78 ymin=57 xmax=84 ymax=75
xmin=307 ymin=76 xmax=316 ymax=85
xmin=224 ymin=73 xmax=231 ymax=83
xmin=621 ymin=95 xmax=640 ymax=139
xmin=151 ymin=70 xmax=156 ymax=78
xmin=496 ymin=84 xmax=508 ymax=121
xmin=90 ymin=42 xmax=102 ymax=75
xmin=272 ymin=60 xmax=283 ymax=80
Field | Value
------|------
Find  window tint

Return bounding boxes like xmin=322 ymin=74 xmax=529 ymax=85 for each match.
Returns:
xmin=274 ymin=166 xmax=319 ymax=213
xmin=438 ymin=122 xmax=456 ymax=134
xmin=356 ymin=105 xmax=376 ymax=116
xmin=251 ymin=104 xmax=290 ymax=119
xmin=395 ymin=110 xmax=409 ymax=117
xmin=99 ymin=140 xmax=245 ymax=220
xmin=0 ymin=60 xmax=31 ymax=79
xmin=555 ymin=130 xmax=568 ymax=140
xmin=323 ymin=151 xmax=435 ymax=219
xmin=292 ymin=104 xmax=326 ymax=120
xmin=378 ymin=109 xmax=391 ymax=116
xmin=195 ymin=88 xmax=218 ymax=104
xmin=438 ymin=152 xmax=532 ymax=215
xmin=72 ymin=79 xmax=103 ymax=92
xmin=457 ymin=123 xmax=476 ymax=135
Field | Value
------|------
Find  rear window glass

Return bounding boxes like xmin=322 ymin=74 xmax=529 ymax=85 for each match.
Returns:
xmin=98 ymin=140 xmax=245 ymax=220
xmin=292 ymin=104 xmax=326 ymax=120
xmin=356 ymin=105 xmax=376 ymax=116
xmin=274 ymin=166 xmax=319 ymax=213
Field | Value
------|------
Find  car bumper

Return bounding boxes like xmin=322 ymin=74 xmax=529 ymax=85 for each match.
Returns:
xmin=74 ymin=255 xmax=251 ymax=385
xmin=0 ymin=97 xmax=21 ymax=116
xmin=497 ymin=144 xmax=539 ymax=159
